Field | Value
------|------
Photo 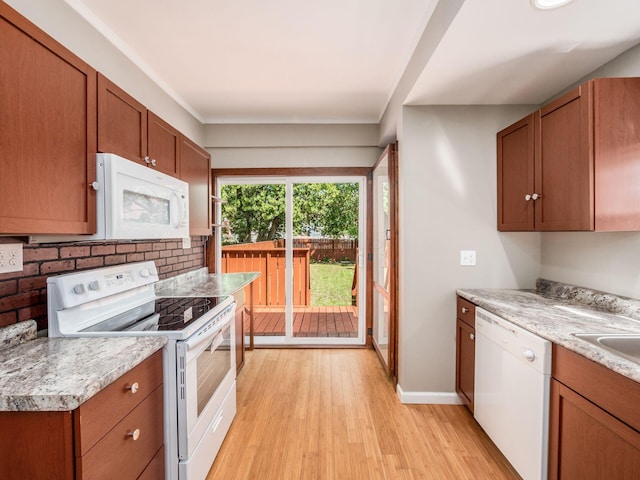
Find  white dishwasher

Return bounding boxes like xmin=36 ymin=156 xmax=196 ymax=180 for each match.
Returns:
xmin=474 ymin=307 xmax=552 ymax=480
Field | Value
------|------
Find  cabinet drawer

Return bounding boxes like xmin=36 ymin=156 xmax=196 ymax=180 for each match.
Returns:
xmin=456 ymin=297 xmax=475 ymax=327
xmin=74 ymin=351 xmax=163 ymax=454
xmin=77 ymin=385 xmax=164 ymax=480
xmin=552 ymin=345 xmax=640 ymax=432
xmin=138 ymin=445 xmax=165 ymax=480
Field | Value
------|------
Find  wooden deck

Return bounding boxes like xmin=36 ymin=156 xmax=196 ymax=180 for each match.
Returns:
xmin=247 ymin=306 xmax=358 ymax=337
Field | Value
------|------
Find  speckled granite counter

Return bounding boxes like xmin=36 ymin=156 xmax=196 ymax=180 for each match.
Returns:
xmin=0 ymin=336 xmax=166 ymax=411
xmin=155 ymin=268 xmax=260 ymax=297
xmin=457 ymin=279 xmax=640 ymax=383
xmin=0 ymin=320 xmax=37 ymax=352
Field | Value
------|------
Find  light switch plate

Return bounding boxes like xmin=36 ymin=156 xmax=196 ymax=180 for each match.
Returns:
xmin=460 ymin=250 xmax=476 ymax=266
xmin=0 ymin=243 xmax=23 ymax=273
xmin=182 ymin=237 xmax=191 ymax=249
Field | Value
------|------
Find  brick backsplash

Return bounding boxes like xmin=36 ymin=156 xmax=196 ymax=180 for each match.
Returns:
xmin=0 ymin=237 xmax=208 ymax=330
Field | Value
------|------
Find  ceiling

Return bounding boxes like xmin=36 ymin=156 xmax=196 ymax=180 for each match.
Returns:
xmin=67 ymin=0 xmax=640 ymax=124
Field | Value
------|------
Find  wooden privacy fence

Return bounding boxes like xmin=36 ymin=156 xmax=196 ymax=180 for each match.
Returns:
xmin=221 ymin=244 xmax=311 ymax=307
xmin=276 ymin=237 xmax=358 ymax=262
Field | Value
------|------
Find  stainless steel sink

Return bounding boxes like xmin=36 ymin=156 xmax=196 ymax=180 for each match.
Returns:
xmin=574 ymin=333 xmax=640 ymax=364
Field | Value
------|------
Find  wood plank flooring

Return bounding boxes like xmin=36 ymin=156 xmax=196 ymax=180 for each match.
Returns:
xmin=207 ymin=349 xmax=520 ymax=479
xmin=250 ymin=306 xmax=358 ymax=337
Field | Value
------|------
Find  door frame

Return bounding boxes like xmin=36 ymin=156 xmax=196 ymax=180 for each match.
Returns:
xmin=209 ymin=167 xmax=372 ymax=346
xmin=371 ymin=144 xmax=399 ymax=381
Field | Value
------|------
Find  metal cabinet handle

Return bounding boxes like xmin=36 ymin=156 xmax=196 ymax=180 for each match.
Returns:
xmin=470 ymin=333 xmax=475 ymax=341
xmin=461 ymin=307 xmax=469 ymax=314
xmin=128 ymin=428 xmax=141 ymax=441
xmin=151 ymin=158 xmax=157 ymax=167
xmin=531 ymin=193 xmax=540 ymax=201
xmin=126 ymin=382 xmax=139 ymax=394
xmin=144 ymin=156 xmax=151 ymax=164
xmin=524 ymin=194 xmax=532 ymax=201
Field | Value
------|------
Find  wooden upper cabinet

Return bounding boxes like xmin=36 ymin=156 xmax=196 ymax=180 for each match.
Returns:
xmin=148 ymin=111 xmax=181 ymax=177
xmin=0 ymin=3 xmax=97 ymax=235
xmin=498 ymin=77 xmax=640 ymax=232
xmin=593 ymin=78 xmax=640 ymax=230
xmin=180 ymin=136 xmax=212 ymax=236
xmin=535 ymin=85 xmax=593 ymax=231
xmin=97 ymin=73 xmax=147 ymax=163
xmin=497 ymin=113 xmax=535 ymax=231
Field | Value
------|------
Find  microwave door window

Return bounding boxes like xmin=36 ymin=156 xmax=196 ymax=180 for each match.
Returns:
xmin=123 ymin=189 xmax=171 ymax=225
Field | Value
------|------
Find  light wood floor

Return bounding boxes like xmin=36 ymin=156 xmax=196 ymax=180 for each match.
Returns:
xmin=207 ymin=349 xmax=520 ymax=480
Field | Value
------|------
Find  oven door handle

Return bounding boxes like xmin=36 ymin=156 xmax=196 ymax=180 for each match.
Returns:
xmin=205 ymin=331 xmax=224 ymax=353
xmin=182 ymin=316 xmax=232 ymax=357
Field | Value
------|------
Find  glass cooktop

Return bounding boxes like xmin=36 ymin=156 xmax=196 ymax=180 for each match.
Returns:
xmin=81 ymin=296 xmax=231 ymax=333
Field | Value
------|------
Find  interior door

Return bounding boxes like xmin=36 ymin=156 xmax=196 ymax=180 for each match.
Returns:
xmin=372 ymin=144 xmax=398 ymax=379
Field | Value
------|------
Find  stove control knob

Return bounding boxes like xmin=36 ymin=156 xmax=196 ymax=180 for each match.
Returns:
xmin=140 ymin=269 xmax=150 ymax=278
xmin=73 ymin=284 xmax=85 ymax=294
xmin=88 ymin=280 xmax=100 ymax=291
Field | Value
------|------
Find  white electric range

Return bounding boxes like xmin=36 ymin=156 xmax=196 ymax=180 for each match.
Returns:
xmin=47 ymin=261 xmax=236 ymax=480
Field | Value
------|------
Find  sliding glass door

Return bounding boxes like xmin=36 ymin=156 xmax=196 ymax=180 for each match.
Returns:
xmin=216 ymin=176 xmax=366 ymax=346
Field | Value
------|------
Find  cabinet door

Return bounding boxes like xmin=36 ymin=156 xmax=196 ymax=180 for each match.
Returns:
xmin=593 ymin=77 xmax=640 ymax=231
xmin=235 ymin=306 xmax=245 ymax=374
xmin=97 ymin=73 xmax=147 ymax=163
xmin=0 ymin=410 xmax=74 ymax=480
xmin=497 ymin=113 xmax=535 ymax=231
xmin=548 ymin=379 xmax=640 ymax=480
xmin=147 ymin=111 xmax=180 ymax=176
xmin=535 ymin=85 xmax=593 ymax=231
xmin=0 ymin=4 xmax=97 ymax=234
xmin=180 ymin=136 xmax=212 ymax=235
xmin=455 ymin=318 xmax=475 ymax=412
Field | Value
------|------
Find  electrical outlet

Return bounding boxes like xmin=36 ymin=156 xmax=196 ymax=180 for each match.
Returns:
xmin=0 ymin=243 xmax=23 ymax=273
xmin=182 ymin=237 xmax=191 ymax=249
xmin=460 ymin=250 xmax=476 ymax=266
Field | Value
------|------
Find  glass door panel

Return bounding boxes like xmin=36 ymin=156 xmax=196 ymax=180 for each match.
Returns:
xmin=372 ymin=144 xmax=397 ymax=378
xmin=291 ymin=181 xmax=362 ymax=342
xmin=219 ymin=181 xmax=286 ymax=343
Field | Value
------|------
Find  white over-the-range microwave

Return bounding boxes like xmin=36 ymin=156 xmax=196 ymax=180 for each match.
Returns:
xmin=31 ymin=153 xmax=189 ymax=243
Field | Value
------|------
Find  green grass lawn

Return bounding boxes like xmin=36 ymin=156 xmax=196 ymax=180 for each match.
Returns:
xmin=310 ymin=262 xmax=355 ymax=306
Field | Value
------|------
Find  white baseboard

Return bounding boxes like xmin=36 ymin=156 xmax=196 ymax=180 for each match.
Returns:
xmin=396 ymin=385 xmax=464 ymax=405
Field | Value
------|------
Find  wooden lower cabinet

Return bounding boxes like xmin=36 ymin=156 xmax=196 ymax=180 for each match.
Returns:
xmin=455 ymin=297 xmax=475 ymax=412
xmin=455 ymin=318 xmax=475 ymax=411
xmin=548 ymin=345 xmax=640 ymax=479
xmin=0 ymin=352 xmax=164 ymax=480
xmin=235 ymin=288 xmax=246 ymax=374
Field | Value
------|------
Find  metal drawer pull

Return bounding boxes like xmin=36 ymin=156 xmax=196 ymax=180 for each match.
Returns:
xmin=461 ymin=307 xmax=469 ymax=314
xmin=128 ymin=429 xmax=141 ymax=441
xmin=126 ymin=382 xmax=139 ymax=394
xmin=469 ymin=333 xmax=475 ymax=341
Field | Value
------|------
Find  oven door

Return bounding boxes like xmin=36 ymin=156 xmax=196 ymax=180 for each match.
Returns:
xmin=176 ymin=307 xmax=236 ymax=460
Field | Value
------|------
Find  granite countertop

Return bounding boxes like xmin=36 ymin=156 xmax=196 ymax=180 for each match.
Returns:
xmin=155 ymin=268 xmax=260 ymax=297
xmin=0 ymin=335 xmax=166 ymax=411
xmin=457 ymin=279 xmax=640 ymax=383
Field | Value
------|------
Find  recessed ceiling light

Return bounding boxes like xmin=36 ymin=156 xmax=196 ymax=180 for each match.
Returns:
xmin=531 ymin=0 xmax=574 ymax=9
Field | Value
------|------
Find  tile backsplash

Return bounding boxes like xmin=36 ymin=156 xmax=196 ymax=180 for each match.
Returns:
xmin=0 ymin=237 xmax=207 ymax=330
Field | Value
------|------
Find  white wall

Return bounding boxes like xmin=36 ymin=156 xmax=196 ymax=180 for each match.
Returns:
xmin=397 ymin=105 xmax=541 ymax=401
xmin=204 ymin=123 xmax=381 ymax=168
xmin=5 ymin=0 xmax=203 ymax=142
xmin=539 ymin=43 xmax=640 ymax=299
